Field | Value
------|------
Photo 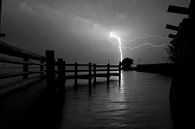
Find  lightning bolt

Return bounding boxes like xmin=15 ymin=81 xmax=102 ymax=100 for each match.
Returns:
xmin=122 ymin=42 xmax=167 ymax=49
xmin=109 ymin=31 xmax=123 ymax=62
xmin=120 ymin=35 xmax=169 ymax=44
xmin=109 ymin=31 xmax=169 ymax=62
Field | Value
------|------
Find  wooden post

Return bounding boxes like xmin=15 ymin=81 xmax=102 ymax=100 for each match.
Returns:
xmin=57 ymin=58 xmax=65 ymax=92
xmin=45 ymin=50 xmax=55 ymax=90
xmin=74 ymin=62 xmax=78 ymax=91
xmin=23 ymin=57 xmax=29 ymax=79
xmin=0 ymin=0 xmax=5 ymax=37
xmin=107 ymin=63 xmax=110 ymax=85
xmin=64 ymin=61 xmax=66 ymax=85
xmin=169 ymin=34 xmax=176 ymax=39
xmin=40 ymin=60 xmax=44 ymax=79
xmin=88 ymin=63 xmax=92 ymax=91
xmin=0 ymin=0 xmax=2 ymax=30
xmin=166 ymin=24 xmax=179 ymax=31
xmin=93 ymin=64 xmax=96 ymax=86
xmin=167 ymin=5 xmax=190 ymax=15
xmin=119 ymin=62 xmax=122 ymax=85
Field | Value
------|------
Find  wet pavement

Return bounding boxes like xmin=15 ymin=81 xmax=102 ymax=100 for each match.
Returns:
xmin=0 ymin=71 xmax=173 ymax=129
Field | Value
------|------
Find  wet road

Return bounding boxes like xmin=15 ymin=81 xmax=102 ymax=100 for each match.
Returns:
xmin=0 ymin=71 xmax=173 ymax=129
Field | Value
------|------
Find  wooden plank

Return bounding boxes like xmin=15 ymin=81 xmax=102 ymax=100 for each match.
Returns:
xmin=110 ymin=65 xmax=119 ymax=67
xmin=95 ymin=69 xmax=107 ymax=71
xmin=94 ymin=69 xmax=118 ymax=71
xmin=0 ymin=40 xmax=45 ymax=61
xmin=64 ymin=68 xmax=119 ymax=72
xmin=0 ymin=56 xmax=42 ymax=65
xmin=65 ymin=69 xmax=89 ymax=72
xmin=168 ymin=34 xmax=176 ymax=39
xmin=0 ymin=71 xmax=43 ymax=79
xmin=167 ymin=5 xmax=190 ymax=15
xmin=65 ymin=64 xmax=118 ymax=67
xmin=110 ymin=73 xmax=120 ymax=76
xmin=166 ymin=24 xmax=179 ymax=31
xmin=65 ymin=63 xmax=89 ymax=67
xmin=94 ymin=73 xmax=119 ymax=77
xmin=65 ymin=74 xmax=92 ymax=79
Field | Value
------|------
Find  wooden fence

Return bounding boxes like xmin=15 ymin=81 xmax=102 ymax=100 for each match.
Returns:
xmin=46 ymin=50 xmax=121 ymax=91
xmin=0 ymin=40 xmax=45 ymax=80
xmin=0 ymin=41 xmax=121 ymax=93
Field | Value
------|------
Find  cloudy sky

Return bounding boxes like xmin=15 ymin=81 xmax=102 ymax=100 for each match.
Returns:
xmin=1 ymin=0 xmax=190 ymax=64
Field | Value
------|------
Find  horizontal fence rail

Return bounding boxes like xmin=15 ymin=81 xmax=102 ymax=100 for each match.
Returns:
xmin=0 ymin=40 xmax=45 ymax=60
xmin=0 ymin=71 xmax=45 ymax=80
xmin=0 ymin=40 xmax=45 ymax=82
xmin=0 ymin=56 xmax=44 ymax=66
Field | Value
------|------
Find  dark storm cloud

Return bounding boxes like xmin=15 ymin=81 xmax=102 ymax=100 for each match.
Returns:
xmin=1 ymin=0 xmax=190 ymax=63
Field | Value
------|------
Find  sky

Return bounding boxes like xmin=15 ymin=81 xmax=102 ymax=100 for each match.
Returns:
xmin=1 ymin=0 xmax=190 ymax=64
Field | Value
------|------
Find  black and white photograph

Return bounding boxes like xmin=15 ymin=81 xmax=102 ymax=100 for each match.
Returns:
xmin=0 ymin=0 xmax=193 ymax=129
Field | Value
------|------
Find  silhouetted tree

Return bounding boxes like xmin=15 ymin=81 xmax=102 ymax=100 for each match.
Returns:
xmin=166 ymin=42 xmax=176 ymax=64
xmin=121 ymin=58 xmax=133 ymax=70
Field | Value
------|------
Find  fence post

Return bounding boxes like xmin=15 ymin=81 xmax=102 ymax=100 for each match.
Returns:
xmin=45 ymin=50 xmax=55 ymax=90
xmin=40 ymin=59 xmax=44 ymax=79
xmin=107 ymin=63 xmax=110 ymax=85
xmin=74 ymin=62 xmax=78 ymax=91
xmin=0 ymin=0 xmax=2 ymax=33
xmin=119 ymin=62 xmax=122 ymax=85
xmin=93 ymin=64 xmax=96 ymax=86
xmin=58 ymin=58 xmax=65 ymax=92
xmin=64 ymin=61 xmax=66 ymax=85
xmin=23 ymin=57 xmax=29 ymax=79
xmin=88 ymin=63 xmax=92 ymax=91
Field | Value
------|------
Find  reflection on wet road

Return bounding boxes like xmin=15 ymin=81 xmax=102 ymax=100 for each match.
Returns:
xmin=60 ymin=71 xmax=173 ymax=129
xmin=0 ymin=71 xmax=173 ymax=129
